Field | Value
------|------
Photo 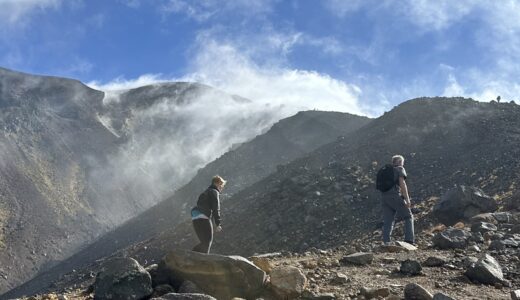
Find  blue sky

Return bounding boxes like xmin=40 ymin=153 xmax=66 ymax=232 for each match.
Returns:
xmin=1 ymin=0 xmax=520 ymax=116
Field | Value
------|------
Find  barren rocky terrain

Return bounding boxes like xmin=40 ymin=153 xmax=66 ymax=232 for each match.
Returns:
xmin=4 ymin=97 xmax=520 ymax=300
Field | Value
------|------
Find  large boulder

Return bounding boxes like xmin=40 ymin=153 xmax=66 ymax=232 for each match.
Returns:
xmin=465 ymin=254 xmax=504 ymax=284
xmin=157 ymin=249 xmax=266 ymax=300
xmin=433 ymin=185 xmax=498 ymax=226
xmin=432 ymin=228 xmax=471 ymax=249
xmin=93 ymin=257 xmax=153 ymax=300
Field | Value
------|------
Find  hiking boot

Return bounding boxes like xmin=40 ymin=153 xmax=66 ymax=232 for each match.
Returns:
xmin=404 ymin=240 xmax=416 ymax=246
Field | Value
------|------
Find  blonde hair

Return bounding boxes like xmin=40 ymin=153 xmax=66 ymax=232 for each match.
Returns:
xmin=212 ymin=175 xmax=227 ymax=186
xmin=392 ymin=155 xmax=404 ymax=166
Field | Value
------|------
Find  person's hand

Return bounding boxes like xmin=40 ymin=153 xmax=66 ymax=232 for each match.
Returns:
xmin=405 ymin=199 xmax=411 ymax=208
xmin=216 ymin=225 xmax=223 ymax=232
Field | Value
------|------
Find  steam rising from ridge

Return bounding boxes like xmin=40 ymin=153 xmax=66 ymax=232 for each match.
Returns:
xmin=87 ymin=42 xmax=366 ymax=223
xmin=89 ymin=83 xmax=286 ymax=224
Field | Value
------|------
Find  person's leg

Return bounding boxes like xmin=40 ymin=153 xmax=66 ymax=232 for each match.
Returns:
xmin=382 ymin=201 xmax=396 ymax=243
xmin=403 ymin=215 xmax=415 ymax=244
xmin=192 ymin=219 xmax=213 ymax=253
xmin=394 ymin=200 xmax=414 ymax=244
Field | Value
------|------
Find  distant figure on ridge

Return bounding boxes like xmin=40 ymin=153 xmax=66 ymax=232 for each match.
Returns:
xmin=376 ymin=155 xmax=414 ymax=245
xmin=191 ymin=175 xmax=226 ymax=253
xmin=497 ymin=95 xmax=501 ymax=103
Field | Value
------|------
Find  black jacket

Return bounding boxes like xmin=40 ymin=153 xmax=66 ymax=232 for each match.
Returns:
xmin=195 ymin=185 xmax=221 ymax=226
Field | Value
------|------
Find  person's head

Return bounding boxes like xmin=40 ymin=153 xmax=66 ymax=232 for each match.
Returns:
xmin=212 ymin=175 xmax=227 ymax=191
xmin=392 ymin=155 xmax=405 ymax=167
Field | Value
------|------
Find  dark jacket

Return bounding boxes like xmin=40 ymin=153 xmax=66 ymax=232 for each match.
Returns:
xmin=194 ymin=185 xmax=221 ymax=226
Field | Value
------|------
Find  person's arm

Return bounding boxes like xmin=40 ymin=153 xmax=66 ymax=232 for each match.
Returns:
xmin=210 ymin=189 xmax=222 ymax=228
xmin=399 ymin=177 xmax=411 ymax=208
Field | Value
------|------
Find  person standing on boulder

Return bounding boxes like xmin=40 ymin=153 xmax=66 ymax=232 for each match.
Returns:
xmin=377 ymin=155 xmax=414 ymax=245
xmin=191 ymin=175 xmax=226 ymax=253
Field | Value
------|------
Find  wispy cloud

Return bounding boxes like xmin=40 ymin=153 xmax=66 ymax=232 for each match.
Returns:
xmin=0 ymin=0 xmax=64 ymax=25
xmin=158 ymin=0 xmax=276 ymax=22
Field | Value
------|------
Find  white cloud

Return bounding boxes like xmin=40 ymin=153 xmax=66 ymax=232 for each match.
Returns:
xmin=183 ymin=39 xmax=364 ymax=115
xmin=397 ymin=0 xmax=474 ymax=31
xmin=0 ymin=0 xmax=63 ymax=25
xmin=159 ymin=0 xmax=276 ymax=22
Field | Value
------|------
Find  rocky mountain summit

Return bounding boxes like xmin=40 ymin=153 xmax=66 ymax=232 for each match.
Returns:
xmin=4 ymin=97 xmax=520 ymax=300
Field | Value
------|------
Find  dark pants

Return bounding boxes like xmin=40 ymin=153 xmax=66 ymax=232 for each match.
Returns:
xmin=382 ymin=192 xmax=414 ymax=243
xmin=192 ymin=218 xmax=213 ymax=254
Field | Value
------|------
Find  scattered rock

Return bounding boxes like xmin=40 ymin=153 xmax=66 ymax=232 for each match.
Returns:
xmin=511 ymin=290 xmax=520 ymax=300
xmin=432 ymin=228 xmax=471 ymax=249
xmin=360 ymin=287 xmax=390 ymax=299
xmin=151 ymin=284 xmax=175 ymax=298
xmin=373 ymin=268 xmax=392 ymax=275
xmin=465 ymin=254 xmax=504 ymax=284
xmin=330 ymin=273 xmax=349 ymax=285
xmin=488 ymin=240 xmax=506 ymax=251
xmin=404 ymin=283 xmax=433 ymax=300
xmin=270 ymin=266 xmax=307 ymax=299
xmin=152 ymin=293 xmax=217 ymax=300
xmin=146 ymin=264 xmax=163 ymax=287
xmin=470 ymin=213 xmax=497 ymax=224
xmin=511 ymin=224 xmax=520 ymax=234
xmin=394 ymin=241 xmax=418 ymax=251
xmin=249 ymin=256 xmax=272 ymax=274
xmin=300 ymin=291 xmax=336 ymax=300
xmin=400 ymin=259 xmax=422 ymax=275
xmin=492 ymin=212 xmax=511 ymax=223
xmin=158 ymin=249 xmax=266 ymax=300
xmin=93 ymin=257 xmax=153 ymax=300
xmin=502 ymin=237 xmax=520 ymax=248
xmin=467 ymin=245 xmax=480 ymax=252
xmin=340 ymin=252 xmax=374 ymax=265
xmin=461 ymin=256 xmax=478 ymax=268
xmin=470 ymin=222 xmax=497 ymax=234
xmin=178 ymin=281 xmax=204 ymax=294
xmin=433 ymin=185 xmax=497 ymax=226
xmin=432 ymin=292 xmax=456 ymax=300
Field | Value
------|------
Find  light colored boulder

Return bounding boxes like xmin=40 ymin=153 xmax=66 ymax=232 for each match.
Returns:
xmin=270 ymin=266 xmax=307 ymax=299
xmin=158 ymin=249 xmax=266 ymax=300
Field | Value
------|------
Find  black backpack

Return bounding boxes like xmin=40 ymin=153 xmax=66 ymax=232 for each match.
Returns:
xmin=376 ymin=164 xmax=396 ymax=192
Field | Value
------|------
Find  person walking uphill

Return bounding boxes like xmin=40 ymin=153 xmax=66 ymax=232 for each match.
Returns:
xmin=376 ymin=155 xmax=414 ymax=245
xmin=191 ymin=175 xmax=226 ymax=254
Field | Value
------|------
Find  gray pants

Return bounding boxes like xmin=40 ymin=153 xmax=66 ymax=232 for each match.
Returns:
xmin=381 ymin=192 xmax=414 ymax=243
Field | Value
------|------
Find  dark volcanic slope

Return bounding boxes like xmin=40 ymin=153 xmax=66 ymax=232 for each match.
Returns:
xmin=113 ymin=97 xmax=520 ymax=262
xmin=0 ymin=67 xmax=116 ymax=292
xmin=0 ymin=67 xmax=283 ymax=294
xmin=3 ymin=110 xmax=371 ymax=299
xmin=212 ymin=97 xmax=520 ymax=254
